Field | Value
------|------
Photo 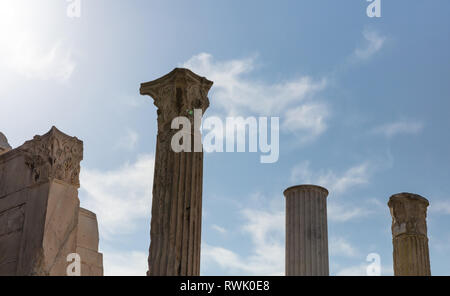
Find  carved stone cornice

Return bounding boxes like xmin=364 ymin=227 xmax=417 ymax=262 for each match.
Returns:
xmin=140 ymin=68 xmax=213 ymax=129
xmin=388 ymin=193 xmax=429 ymax=238
xmin=18 ymin=126 xmax=83 ymax=187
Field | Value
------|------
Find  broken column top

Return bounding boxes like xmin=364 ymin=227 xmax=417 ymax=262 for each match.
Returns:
xmin=283 ymin=184 xmax=329 ymax=197
xmin=388 ymin=192 xmax=429 ymax=207
xmin=388 ymin=192 xmax=429 ymax=237
xmin=0 ymin=132 xmax=12 ymax=154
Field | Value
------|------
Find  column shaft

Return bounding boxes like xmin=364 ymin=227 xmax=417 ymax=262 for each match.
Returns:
xmin=284 ymin=185 xmax=329 ymax=276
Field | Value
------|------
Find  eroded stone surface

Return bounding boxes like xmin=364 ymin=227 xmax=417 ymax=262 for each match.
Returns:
xmin=0 ymin=132 xmax=12 ymax=155
xmin=76 ymin=208 xmax=103 ymax=276
xmin=18 ymin=126 xmax=83 ymax=187
xmin=388 ymin=193 xmax=431 ymax=276
xmin=141 ymin=68 xmax=213 ymax=276
xmin=0 ymin=127 xmax=102 ymax=276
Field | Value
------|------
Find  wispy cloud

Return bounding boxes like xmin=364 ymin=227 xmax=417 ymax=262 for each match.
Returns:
xmin=372 ymin=120 xmax=424 ymax=138
xmin=102 ymin=249 xmax=147 ymax=276
xmin=290 ymin=161 xmax=371 ymax=194
xmin=319 ymin=163 xmax=371 ymax=194
xmin=115 ymin=129 xmax=139 ymax=151
xmin=282 ymin=103 xmax=329 ymax=141
xmin=330 ymin=237 xmax=360 ymax=258
xmin=335 ymin=264 xmax=368 ymax=276
xmin=183 ymin=53 xmax=329 ymax=142
xmin=328 ymin=202 xmax=371 ymax=222
xmin=202 ymin=207 xmax=284 ymax=275
xmin=354 ymin=29 xmax=386 ymax=61
xmin=211 ymin=224 xmax=227 ymax=234
xmin=430 ymin=200 xmax=450 ymax=215
xmin=80 ymin=154 xmax=154 ymax=240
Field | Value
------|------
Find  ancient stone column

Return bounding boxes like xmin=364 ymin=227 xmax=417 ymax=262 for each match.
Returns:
xmin=388 ymin=193 xmax=431 ymax=276
xmin=140 ymin=68 xmax=213 ymax=276
xmin=284 ymin=185 xmax=329 ymax=276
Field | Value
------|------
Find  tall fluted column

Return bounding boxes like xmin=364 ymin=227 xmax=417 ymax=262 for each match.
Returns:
xmin=388 ymin=193 xmax=431 ymax=276
xmin=140 ymin=68 xmax=213 ymax=276
xmin=283 ymin=185 xmax=329 ymax=276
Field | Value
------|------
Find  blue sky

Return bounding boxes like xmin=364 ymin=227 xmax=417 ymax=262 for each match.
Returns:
xmin=1 ymin=0 xmax=450 ymax=275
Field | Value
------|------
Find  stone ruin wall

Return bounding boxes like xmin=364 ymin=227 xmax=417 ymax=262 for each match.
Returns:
xmin=0 ymin=127 xmax=103 ymax=276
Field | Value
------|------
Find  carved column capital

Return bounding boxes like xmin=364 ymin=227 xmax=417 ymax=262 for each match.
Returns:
xmin=18 ymin=126 xmax=83 ymax=187
xmin=388 ymin=193 xmax=429 ymax=238
xmin=140 ymin=68 xmax=213 ymax=129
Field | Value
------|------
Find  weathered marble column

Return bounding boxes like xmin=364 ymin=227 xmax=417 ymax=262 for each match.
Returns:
xmin=140 ymin=68 xmax=213 ymax=276
xmin=388 ymin=193 xmax=431 ymax=276
xmin=284 ymin=185 xmax=329 ymax=276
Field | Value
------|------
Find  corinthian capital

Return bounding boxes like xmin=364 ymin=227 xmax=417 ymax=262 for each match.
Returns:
xmin=18 ymin=126 xmax=83 ymax=187
xmin=140 ymin=68 xmax=213 ymax=127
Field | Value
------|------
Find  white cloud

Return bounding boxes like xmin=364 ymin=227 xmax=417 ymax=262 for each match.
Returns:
xmin=202 ymin=198 xmax=374 ymax=276
xmin=102 ymin=249 xmax=147 ymax=276
xmin=335 ymin=264 xmax=368 ymax=276
xmin=80 ymin=154 xmax=154 ymax=240
xmin=202 ymin=207 xmax=284 ymax=275
xmin=328 ymin=202 xmax=370 ymax=222
xmin=330 ymin=237 xmax=359 ymax=258
xmin=290 ymin=161 xmax=371 ymax=194
xmin=202 ymin=244 xmax=245 ymax=273
xmin=0 ymin=2 xmax=75 ymax=82
xmin=211 ymin=224 xmax=227 ymax=234
xmin=319 ymin=163 xmax=370 ymax=194
xmin=289 ymin=161 xmax=313 ymax=183
xmin=354 ymin=29 xmax=386 ymax=61
xmin=430 ymin=200 xmax=450 ymax=215
xmin=373 ymin=120 xmax=424 ymax=138
xmin=282 ymin=103 xmax=329 ymax=141
xmin=115 ymin=129 xmax=139 ymax=151
xmin=182 ymin=53 xmax=329 ymax=142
